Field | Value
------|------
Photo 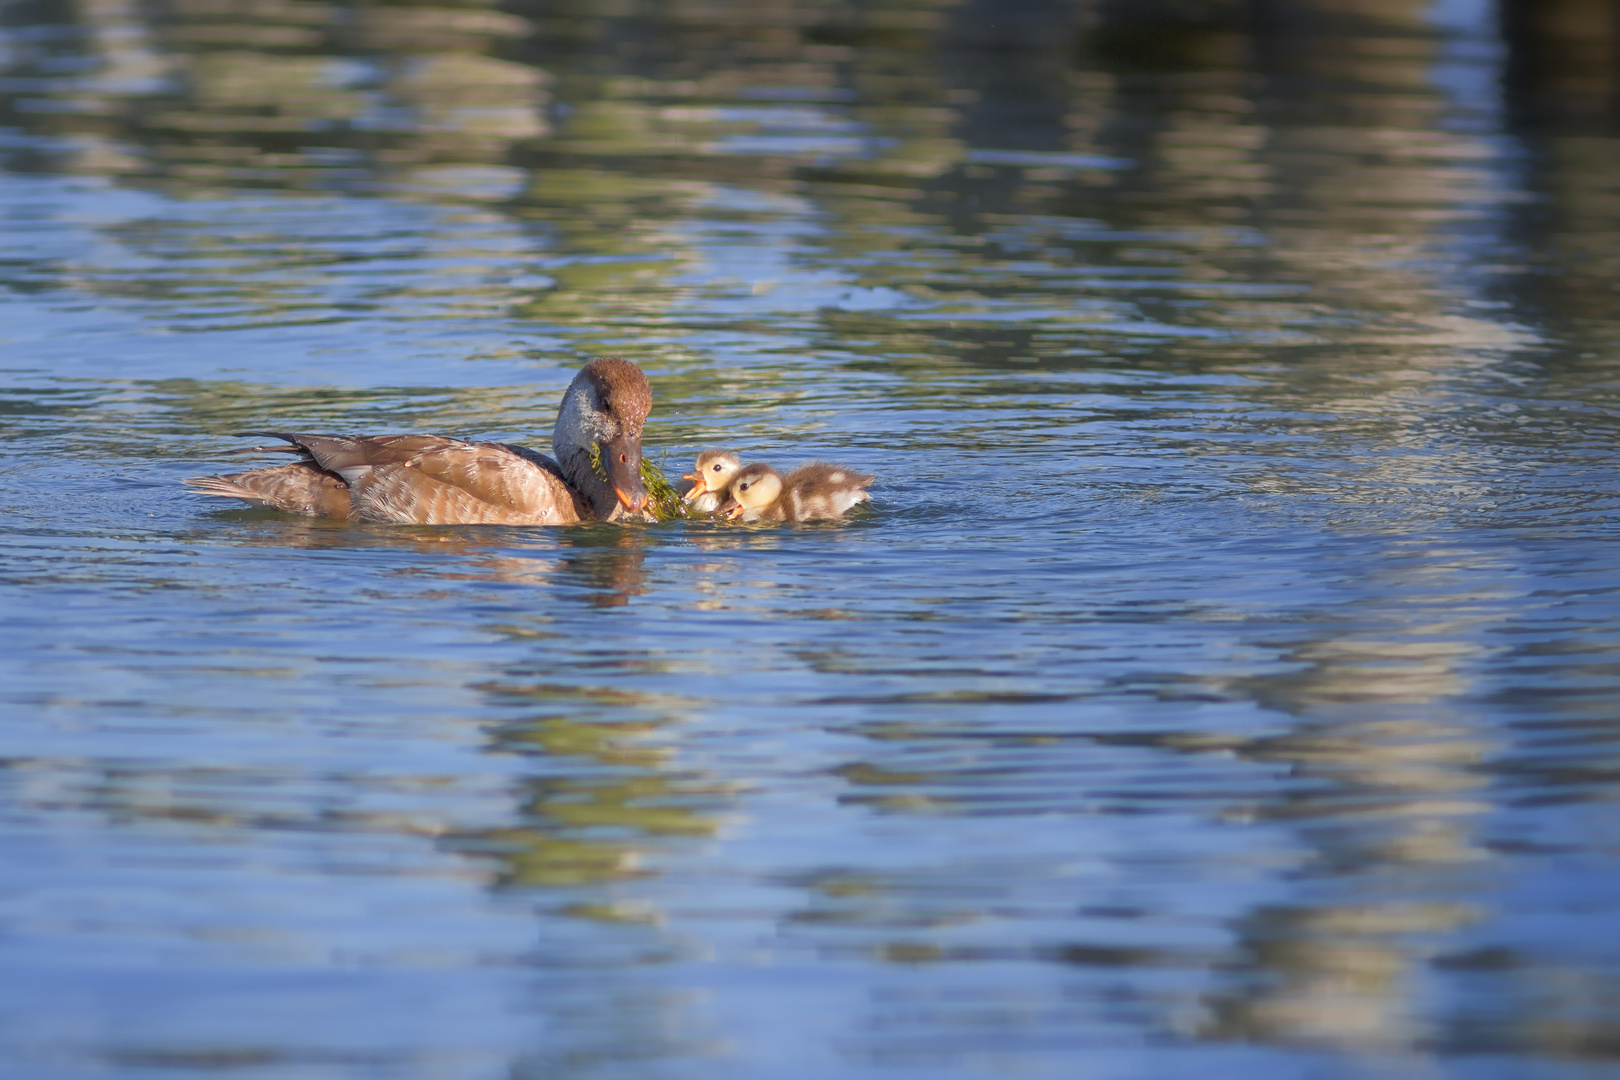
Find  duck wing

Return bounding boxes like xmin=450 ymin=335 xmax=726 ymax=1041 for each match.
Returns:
xmin=350 ymin=438 xmax=587 ymax=525
xmin=199 ymin=433 xmax=589 ymax=525
xmin=185 ymin=461 xmax=352 ymax=519
xmin=241 ymin=432 xmax=445 ymax=481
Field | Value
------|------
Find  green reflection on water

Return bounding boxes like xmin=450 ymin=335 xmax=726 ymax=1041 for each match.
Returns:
xmin=7 ymin=0 xmax=1620 ymax=1070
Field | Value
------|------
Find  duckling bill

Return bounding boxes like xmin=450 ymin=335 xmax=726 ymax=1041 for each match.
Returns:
xmin=680 ymin=450 xmax=743 ymax=514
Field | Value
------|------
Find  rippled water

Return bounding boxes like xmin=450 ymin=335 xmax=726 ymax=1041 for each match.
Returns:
xmin=5 ymin=0 xmax=1620 ymax=1076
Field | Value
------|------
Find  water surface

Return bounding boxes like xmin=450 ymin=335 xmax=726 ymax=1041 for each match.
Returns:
xmin=4 ymin=0 xmax=1620 ymax=1076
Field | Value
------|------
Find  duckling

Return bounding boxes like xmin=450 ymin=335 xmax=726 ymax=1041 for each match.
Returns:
xmin=680 ymin=450 xmax=743 ymax=514
xmin=721 ymin=461 xmax=873 ymax=523
xmin=186 ymin=357 xmax=653 ymax=525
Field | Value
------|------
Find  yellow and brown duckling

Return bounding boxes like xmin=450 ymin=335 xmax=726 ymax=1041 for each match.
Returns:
xmin=720 ymin=461 xmax=874 ymax=523
xmin=185 ymin=357 xmax=654 ymax=525
xmin=680 ymin=450 xmax=743 ymax=514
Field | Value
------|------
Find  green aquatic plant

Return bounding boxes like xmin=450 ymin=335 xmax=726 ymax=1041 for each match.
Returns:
xmin=640 ymin=454 xmax=692 ymax=522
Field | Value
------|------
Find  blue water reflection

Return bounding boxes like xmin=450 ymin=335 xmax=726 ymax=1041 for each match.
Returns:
xmin=5 ymin=0 xmax=1620 ymax=1075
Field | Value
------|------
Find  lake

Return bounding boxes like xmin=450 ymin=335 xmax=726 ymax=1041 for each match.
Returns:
xmin=4 ymin=0 xmax=1620 ymax=1076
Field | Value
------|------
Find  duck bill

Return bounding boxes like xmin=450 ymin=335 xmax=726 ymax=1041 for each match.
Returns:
xmin=681 ymin=472 xmax=706 ymax=500
xmin=604 ymin=434 xmax=648 ymax=514
xmin=719 ymin=498 xmax=744 ymax=520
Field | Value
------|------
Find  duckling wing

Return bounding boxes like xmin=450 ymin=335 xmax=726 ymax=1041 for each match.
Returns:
xmin=185 ymin=461 xmax=352 ymax=520
xmin=780 ymin=462 xmax=873 ymax=521
xmin=355 ymin=439 xmax=587 ymax=525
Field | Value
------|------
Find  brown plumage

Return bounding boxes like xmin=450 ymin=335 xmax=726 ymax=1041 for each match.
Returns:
xmin=185 ymin=462 xmax=354 ymax=520
xmin=185 ymin=357 xmax=654 ymax=526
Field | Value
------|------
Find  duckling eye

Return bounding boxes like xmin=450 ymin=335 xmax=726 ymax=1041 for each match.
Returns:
xmin=739 ymin=482 xmax=750 ymax=491
xmin=711 ymin=463 xmax=722 ymax=472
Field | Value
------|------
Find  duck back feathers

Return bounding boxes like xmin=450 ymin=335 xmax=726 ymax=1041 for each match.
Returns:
xmin=186 ymin=358 xmax=650 ymax=525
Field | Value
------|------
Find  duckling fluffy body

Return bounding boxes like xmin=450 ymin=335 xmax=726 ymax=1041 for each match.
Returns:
xmin=185 ymin=357 xmax=653 ymax=525
xmin=723 ymin=461 xmax=873 ymax=523
xmin=680 ymin=450 xmax=743 ymax=514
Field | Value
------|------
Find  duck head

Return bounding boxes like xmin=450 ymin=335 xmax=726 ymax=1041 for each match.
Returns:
xmin=553 ymin=357 xmax=653 ymax=520
xmin=682 ymin=450 xmax=742 ymax=502
xmin=720 ymin=463 xmax=782 ymax=521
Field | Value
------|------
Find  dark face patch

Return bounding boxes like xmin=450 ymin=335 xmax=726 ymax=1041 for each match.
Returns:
xmin=602 ymin=430 xmax=647 ymax=513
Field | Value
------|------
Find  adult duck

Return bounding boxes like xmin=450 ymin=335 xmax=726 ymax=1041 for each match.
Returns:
xmin=186 ymin=357 xmax=653 ymax=525
xmin=720 ymin=461 xmax=873 ymax=523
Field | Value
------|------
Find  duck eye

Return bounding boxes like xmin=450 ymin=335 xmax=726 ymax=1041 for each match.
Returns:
xmin=712 ymin=463 xmax=722 ymax=472
xmin=619 ymin=453 xmax=628 ymax=464
xmin=740 ymin=482 xmax=750 ymax=491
